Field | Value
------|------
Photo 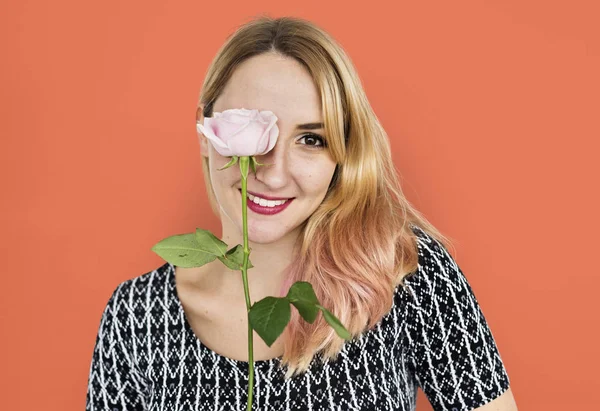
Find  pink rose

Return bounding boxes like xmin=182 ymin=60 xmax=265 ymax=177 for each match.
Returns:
xmin=196 ymin=108 xmax=279 ymax=157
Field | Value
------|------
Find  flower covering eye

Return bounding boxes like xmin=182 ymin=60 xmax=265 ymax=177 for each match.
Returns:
xmin=196 ymin=108 xmax=280 ymax=157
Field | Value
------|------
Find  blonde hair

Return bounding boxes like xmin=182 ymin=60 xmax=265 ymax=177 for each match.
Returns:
xmin=197 ymin=14 xmax=454 ymax=379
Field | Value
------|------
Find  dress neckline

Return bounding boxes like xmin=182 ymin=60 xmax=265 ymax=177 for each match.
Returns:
xmin=166 ymin=261 xmax=283 ymax=371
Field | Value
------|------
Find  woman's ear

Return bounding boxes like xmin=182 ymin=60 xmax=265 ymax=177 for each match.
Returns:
xmin=196 ymin=104 xmax=209 ymax=157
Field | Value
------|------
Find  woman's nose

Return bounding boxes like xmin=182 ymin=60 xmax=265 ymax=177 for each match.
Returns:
xmin=255 ymin=139 xmax=283 ymax=165
xmin=252 ymin=143 xmax=290 ymax=187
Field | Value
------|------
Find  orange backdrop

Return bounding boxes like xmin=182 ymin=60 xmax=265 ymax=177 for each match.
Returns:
xmin=1 ymin=1 xmax=598 ymax=410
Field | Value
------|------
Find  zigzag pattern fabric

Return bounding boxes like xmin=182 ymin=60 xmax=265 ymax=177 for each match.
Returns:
xmin=85 ymin=226 xmax=510 ymax=410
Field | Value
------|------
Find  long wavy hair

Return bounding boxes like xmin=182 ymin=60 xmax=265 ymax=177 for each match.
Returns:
xmin=196 ymin=15 xmax=455 ymax=379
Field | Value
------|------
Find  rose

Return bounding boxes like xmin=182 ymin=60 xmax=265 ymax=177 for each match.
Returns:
xmin=153 ymin=108 xmax=350 ymax=411
xmin=196 ymin=108 xmax=279 ymax=157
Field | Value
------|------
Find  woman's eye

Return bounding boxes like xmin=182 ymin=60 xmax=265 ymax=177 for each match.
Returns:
xmin=298 ymin=133 xmax=327 ymax=148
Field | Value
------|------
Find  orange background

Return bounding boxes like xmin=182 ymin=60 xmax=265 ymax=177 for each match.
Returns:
xmin=1 ymin=1 xmax=598 ymax=410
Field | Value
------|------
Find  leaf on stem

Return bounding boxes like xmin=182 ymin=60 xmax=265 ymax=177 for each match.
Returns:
xmin=317 ymin=305 xmax=352 ymax=340
xmin=248 ymin=297 xmax=291 ymax=347
xmin=194 ymin=228 xmax=228 ymax=257
xmin=286 ymin=281 xmax=319 ymax=324
xmin=217 ymin=244 xmax=254 ymax=270
xmin=151 ymin=233 xmax=218 ymax=267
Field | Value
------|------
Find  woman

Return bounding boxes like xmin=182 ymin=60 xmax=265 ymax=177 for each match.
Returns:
xmin=85 ymin=15 xmax=517 ymax=411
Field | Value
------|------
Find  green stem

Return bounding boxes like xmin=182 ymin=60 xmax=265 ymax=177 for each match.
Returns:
xmin=239 ymin=156 xmax=254 ymax=411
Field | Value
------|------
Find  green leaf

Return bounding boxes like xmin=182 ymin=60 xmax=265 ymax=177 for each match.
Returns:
xmin=248 ymin=297 xmax=291 ymax=347
xmin=249 ymin=156 xmax=257 ymax=175
xmin=286 ymin=281 xmax=319 ymax=323
xmin=217 ymin=156 xmax=238 ymax=171
xmin=194 ymin=228 xmax=228 ymax=257
xmin=286 ymin=281 xmax=319 ymax=304
xmin=317 ymin=305 xmax=352 ymax=340
xmin=151 ymin=232 xmax=218 ymax=267
xmin=290 ymin=300 xmax=319 ymax=324
xmin=217 ymin=244 xmax=254 ymax=270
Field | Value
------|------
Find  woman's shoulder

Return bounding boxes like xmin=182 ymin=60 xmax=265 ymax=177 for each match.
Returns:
xmin=395 ymin=225 xmax=486 ymax=332
xmin=114 ymin=261 xmax=172 ymax=292
xmin=102 ymin=261 xmax=173 ymax=313
xmin=398 ymin=225 xmax=511 ymax=410
xmin=393 ymin=224 xmax=493 ymax=354
xmin=399 ymin=224 xmax=467 ymax=298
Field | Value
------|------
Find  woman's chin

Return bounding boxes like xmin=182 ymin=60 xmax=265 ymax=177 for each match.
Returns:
xmin=243 ymin=228 xmax=286 ymax=245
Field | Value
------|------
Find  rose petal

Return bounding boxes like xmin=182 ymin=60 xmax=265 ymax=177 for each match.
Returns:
xmin=197 ymin=121 xmax=228 ymax=149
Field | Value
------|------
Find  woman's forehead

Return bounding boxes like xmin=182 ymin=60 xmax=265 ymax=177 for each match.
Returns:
xmin=214 ymin=55 xmax=322 ymax=125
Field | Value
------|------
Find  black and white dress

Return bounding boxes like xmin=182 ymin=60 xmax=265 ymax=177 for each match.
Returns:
xmin=85 ymin=226 xmax=510 ymax=410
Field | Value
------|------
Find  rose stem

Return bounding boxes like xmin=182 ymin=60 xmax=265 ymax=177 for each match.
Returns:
xmin=239 ymin=156 xmax=255 ymax=411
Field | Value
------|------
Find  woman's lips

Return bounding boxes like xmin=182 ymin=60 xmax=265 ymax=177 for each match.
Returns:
xmin=238 ymin=189 xmax=294 ymax=215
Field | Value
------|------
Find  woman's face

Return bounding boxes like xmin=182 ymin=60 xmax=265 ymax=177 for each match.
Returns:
xmin=197 ymin=52 xmax=337 ymax=245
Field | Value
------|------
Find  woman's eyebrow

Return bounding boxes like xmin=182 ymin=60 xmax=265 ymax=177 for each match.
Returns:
xmin=296 ymin=122 xmax=324 ymax=130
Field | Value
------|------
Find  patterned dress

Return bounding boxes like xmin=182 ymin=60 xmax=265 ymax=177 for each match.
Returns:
xmin=85 ymin=226 xmax=510 ymax=410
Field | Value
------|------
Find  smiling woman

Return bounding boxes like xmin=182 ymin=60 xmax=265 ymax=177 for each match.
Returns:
xmin=85 ymin=15 xmax=517 ymax=411
xmin=197 ymin=52 xmax=338 ymax=248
